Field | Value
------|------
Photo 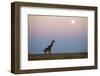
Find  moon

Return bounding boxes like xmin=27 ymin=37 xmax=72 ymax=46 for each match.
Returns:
xmin=71 ymin=20 xmax=75 ymax=24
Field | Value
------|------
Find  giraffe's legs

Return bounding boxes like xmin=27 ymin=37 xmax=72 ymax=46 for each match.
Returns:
xmin=48 ymin=50 xmax=51 ymax=55
xmin=44 ymin=50 xmax=46 ymax=55
xmin=44 ymin=49 xmax=52 ymax=55
xmin=50 ymin=50 xmax=51 ymax=55
xmin=44 ymin=51 xmax=46 ymax=55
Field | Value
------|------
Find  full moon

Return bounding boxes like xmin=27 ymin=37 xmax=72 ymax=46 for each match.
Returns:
xmin=71 ymin=20 xmax=75 ymax=24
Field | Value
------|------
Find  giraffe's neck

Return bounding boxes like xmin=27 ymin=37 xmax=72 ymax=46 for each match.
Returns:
xmin=50 ymin=41 xmax=54 ymax=48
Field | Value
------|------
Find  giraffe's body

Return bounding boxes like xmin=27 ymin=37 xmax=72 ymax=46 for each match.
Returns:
xmin=43 ymin=40 xmax=55 ymax=55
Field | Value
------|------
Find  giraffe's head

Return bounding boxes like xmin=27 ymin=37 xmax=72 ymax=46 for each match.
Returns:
xmin=52 ymin=40 xmax=55 ymax=43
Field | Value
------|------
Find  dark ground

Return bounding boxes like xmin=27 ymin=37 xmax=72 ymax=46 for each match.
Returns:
xmin=28 ymin=52 xmax=88 ymax=61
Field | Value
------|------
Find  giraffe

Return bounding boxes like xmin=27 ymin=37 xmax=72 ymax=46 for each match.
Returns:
xmin=43 ymin=40 xmax=55 ymax=55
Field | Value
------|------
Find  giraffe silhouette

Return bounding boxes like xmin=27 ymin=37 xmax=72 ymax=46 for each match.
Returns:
xmin=43 ymin=40 xmax=55 ymax=55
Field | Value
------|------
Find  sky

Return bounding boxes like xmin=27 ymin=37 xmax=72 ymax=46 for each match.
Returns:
xmin=28 ymin=15 xmax=88 ymax=54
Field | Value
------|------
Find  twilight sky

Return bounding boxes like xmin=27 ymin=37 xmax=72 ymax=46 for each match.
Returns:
xmin=28 ymin=15 xmax=88 ymax=54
